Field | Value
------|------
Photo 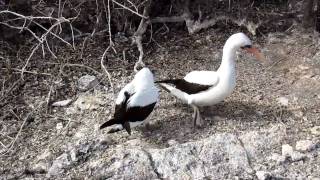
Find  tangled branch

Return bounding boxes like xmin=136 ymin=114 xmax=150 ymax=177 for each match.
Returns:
xmin=0 ymin=10 xmax=76 ymax=78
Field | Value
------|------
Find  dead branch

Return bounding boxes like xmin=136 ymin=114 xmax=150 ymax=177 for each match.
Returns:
xmin=0 ymin=10 xmax=76 ymax=78
xmin=101 ymin=46 xmax=115 ymax=97
xmin=132 ymin=0 xmax=152 ymax=72
xmin=0 ymin=104 xmax=42 ymax=156
xmin=112 ymin=0 xmax=147 ymax=19
xmin=150 ymin=0 xmax=261 ymax=36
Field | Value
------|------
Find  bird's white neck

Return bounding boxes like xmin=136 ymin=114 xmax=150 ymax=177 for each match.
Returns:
xmin=217 ymin=44 xmax=236 ymax=75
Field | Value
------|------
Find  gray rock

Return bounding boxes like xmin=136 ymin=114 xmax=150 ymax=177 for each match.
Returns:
xmin=150 ymin=133 xmax=254 ymax=179
xmin=240 ymin=124 xmax=287 ymax=164
xmin=256 ymin=171 xmax=272 ymax=180
xmin=295 ymin=140 xmax=317 ymax=152
xmin=77 ymin=75 xmax=99 ymax=91
xmin=290 ymin=151 xmax=306 ymax=162
xmin=282 ymin=144 xmax=294 ymax=157
xmin=48 ymin=124 xmax=318 ymax=179
xmin=310 ymin=126 xmax=320 ymax=136
xmin=47 ymin=153 xmax=71 ymax=177
xmin=277 ymin=97 xmax=289 ymax=106
xmin=52 ymin=99 xmax=73 ymax=107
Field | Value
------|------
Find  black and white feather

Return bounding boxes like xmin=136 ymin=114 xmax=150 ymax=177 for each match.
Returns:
xmin=156 ymin=33 xmax=263 ymax=127
xmin=100 ymin=68 xmax=159 ymax=135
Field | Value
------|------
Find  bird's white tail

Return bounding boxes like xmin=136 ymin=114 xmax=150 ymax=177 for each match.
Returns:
xmin=158 ymin=83 xmax=189 ymax=103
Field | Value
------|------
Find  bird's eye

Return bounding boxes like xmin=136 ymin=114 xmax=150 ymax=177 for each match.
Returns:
xmin=241 ymin=45 xmax=252 ymax=49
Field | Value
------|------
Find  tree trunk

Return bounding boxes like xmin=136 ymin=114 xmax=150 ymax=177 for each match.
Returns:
xmin=302 ymin=0 xmax=316 ymax=29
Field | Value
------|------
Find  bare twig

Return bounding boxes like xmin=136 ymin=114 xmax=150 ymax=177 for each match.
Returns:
xmin=103 ymin=0 xmax=116 ymax=53
xmin=101 ymin=46 xmax=115 ymax=97
xmin=0 ymin=10 xmax=76 ymax=78
xmin=132 ymin=0 xmax=152 ymax=72
xmin=0 ymin=105 xmax=41 ymax=156
xmin=112 ymin=0 xmax=147 ymax=19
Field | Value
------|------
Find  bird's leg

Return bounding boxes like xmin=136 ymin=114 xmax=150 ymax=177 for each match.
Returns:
xmin=195 ymin=108 xmax=203 ymax=127
xmin=191 ymin=105 xmax=202 ymax=127
xmin=192 ymin=105 xmax=197 ymax=120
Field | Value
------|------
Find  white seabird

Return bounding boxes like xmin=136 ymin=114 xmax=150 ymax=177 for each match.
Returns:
xmin=156 ymin=33 xmax=265 ymax=127
xmin=100 ymin=67 xmax=159 ymax=135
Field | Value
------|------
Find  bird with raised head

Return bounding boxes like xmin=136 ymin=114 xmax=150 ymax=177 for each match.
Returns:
xmin=156 ymin=33 xmax=265 ymax=127
xmin=100 ymin=67 xmax=159 ymax=135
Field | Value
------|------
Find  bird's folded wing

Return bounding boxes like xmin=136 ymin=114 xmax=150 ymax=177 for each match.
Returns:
xmin=115 ymin=82 xmax=134 ymax=105
xmin=127 ymin=88 xmax=158 ymax=108
xmin=184 ymin=71 xmax=219 ymax=86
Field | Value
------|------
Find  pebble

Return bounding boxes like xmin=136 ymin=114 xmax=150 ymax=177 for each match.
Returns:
xmin=281 ymin=144 xmax=293 ymax=157
xmin=296 ymin=140 xmax=316 ymax=152
xmin=277 ymin=97 xmax=289 ymax=106
xmin=52 ymin=99 xmax=73 ymax=107
xmin=56 ymin=123 xmax=63 ymax=133
xmin=256 ymin=171 xmax=271 ymax=180
xmin=270 ymin=153 xmax=286 ymax=164
xmin=310 ymin=126 xmax=320 ymax=136
xmin=290 ymin=151 xmax=306 ymax=162
xmin=167 ymin=139 xmax=178 ymax=146
xmin=78 ymin=75 xmax=99 ymax=91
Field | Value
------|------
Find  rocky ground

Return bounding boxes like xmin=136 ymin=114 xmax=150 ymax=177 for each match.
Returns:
xmin=1 ymin=28 xmax=320 ymax=179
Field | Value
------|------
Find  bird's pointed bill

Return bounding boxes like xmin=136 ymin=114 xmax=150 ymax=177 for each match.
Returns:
xmin=244 ymin=47 xmax=265 ymax=61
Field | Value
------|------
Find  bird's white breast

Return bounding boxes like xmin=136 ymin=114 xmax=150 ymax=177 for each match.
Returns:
xmin=189 ymin=71 xmax=236 ymax=106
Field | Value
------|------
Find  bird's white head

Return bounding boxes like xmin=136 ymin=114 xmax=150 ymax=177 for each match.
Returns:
xmin=224 ymin=32 xmax=252 ymax=50
xmin=133 ymin=67 xmax=155 ymax=86
xmin=224 ymin=32 xmax=264 ymax=61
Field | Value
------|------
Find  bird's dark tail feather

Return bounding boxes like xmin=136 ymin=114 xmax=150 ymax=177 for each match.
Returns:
xmin=100 ymin=118 xmax=118 ymax=129
xmin=155 ymin=79 xmax=181 ymax=84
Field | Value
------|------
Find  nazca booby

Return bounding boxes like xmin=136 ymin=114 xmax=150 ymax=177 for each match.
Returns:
xmin=156 ymin=33 xmax=265 ymax=127
xmin=100 ymin=67 xmax=159 ymax=135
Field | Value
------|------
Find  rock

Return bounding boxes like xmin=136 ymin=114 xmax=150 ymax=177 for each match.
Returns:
xmin=282 ymin=144 xmax=293 ymax=157
xmin=56 ymin=123 xmax=63 ymax=133
xmin=277 ymin=97 xmax=289 ymax=106
xmin=78 ymin=75 xmax=99 ymax=91
xmin=269 ymin=153 xmax=286 ymax=164
xmin=74 ymin=94 xmax=104 ymax=110
xmin=32 ymin=161 xmax=48 ymax=173
xmin=205 ymin=35 xmax=211 ymax=42
xmin=167 ymin=139 xmax=178 ymax=146
xmin=240 ymin=124 xmax=286 ymax=164
xmin=47 ymin=153 xmax=71 ymax=177
xmin=256 ymin=171 xmax=272 ymax=180
xmin=52 ymin=99 xmax=73 ymax=107
xmin=114 ymin=32 xmax=128 ymax=43
xmin=310 ymin=126 xmax=320 ymax=136
xmin=290 ymin=151 xmax=306 ymax=162
xmin=296 ymin=140 xmax=316 ymax=152
xmin=92 ymin=133 xmax=254 ymax=179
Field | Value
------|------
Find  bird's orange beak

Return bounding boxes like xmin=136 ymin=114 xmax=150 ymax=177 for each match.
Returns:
xmin=244 ymin=46 xmax=265 ymax=61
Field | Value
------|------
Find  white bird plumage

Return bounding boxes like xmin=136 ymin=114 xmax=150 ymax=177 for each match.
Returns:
xmin=157 ymin=33 xmax=264 ymax=127
xmin=100 ymin=67 xmax=159 ymax=135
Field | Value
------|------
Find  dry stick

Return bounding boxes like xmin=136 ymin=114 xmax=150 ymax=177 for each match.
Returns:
xmin=101 ymin=46 xmax=115 ymax=97
xmin=0 ymin=11 xmax=75 ymax=78
xmin=0 ymin=67 xmax=52 ymax=76
xmin=104 ymin=0 xmax=116 ymax=53
xmin=63 ymin=63 xmax=102 ymax=75
xmin=126 ymin=0 xmax=139 ymax=12
xmin=0 ymin=107 xmax=39 ymax=156
xmin=21 ymin=44 xmax=41 ymax=80
xmin=0 ymin=141 xmax=7 ymax=149
xmin=46 ymin=83 xmax=54 ymax=113
xmin=112 ymin=0 xmax=147 ymax=19
xmin=132 ymin=0 xmax=152 ymax=72
xmin=151 ymin=13 xmax=260 ymax=35
xmin=45 ymin=39 xmax=57 ymax=58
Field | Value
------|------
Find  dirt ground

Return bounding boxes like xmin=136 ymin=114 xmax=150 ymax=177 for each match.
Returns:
xmin=0 ymin=26 xmax=320 ymax=178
